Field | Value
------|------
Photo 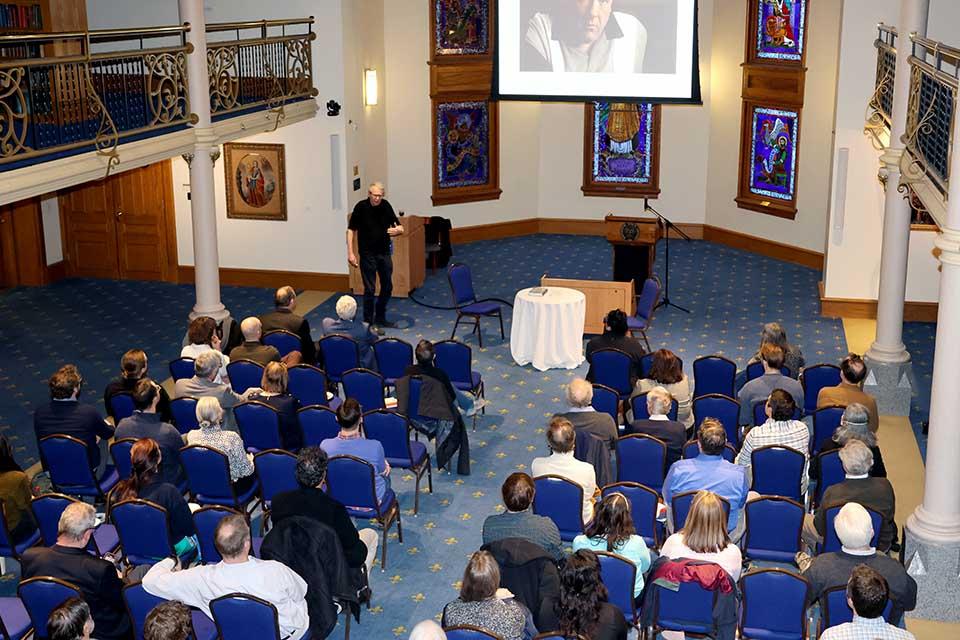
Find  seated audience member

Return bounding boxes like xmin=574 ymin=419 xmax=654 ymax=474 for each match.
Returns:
xmin=271 ymin=446 xmax=379 ymax=573
xmin=0 ymin=435 xmax=37 ymax=544
xmin=573 ymin=492 xmax=651 ymax=600
xmin=746 ymin=322 xmax=805 ymax=379
xmin=249 ymin=362 xmax=302 ymax=451
xmin=320 ymin=399 xmax=390 ymax=505
xmin=185 ymin=397 xmax=257 ymax=495
xmin=817 ymin=353 xmax=879 ymax=433
xmin=805 ymin=440 xmax=897 ymax=552
xmin=663 ymin=419 xmax=749 ymax=537
xmin=115 ymin=378 xmax=185 ymax=486
xmin=181 ymin=316 xmax=230 ymax=383
xmin=107 ymin=438 xmax=196 ymax=559
xmin=47 ymin=597 xmax=94 ymax=640
xmin=811 ymin=403 xmax=886 ymax=479
xmin=143 ymin=514 xmax=309 ymax=640
xmin=441 ymin=551 xmax=530 ymax=640
xmin=482 ymin=472 xmax=564 ymax=562
xmin=737 ymin=343 xmax=804 ymax=424
xmin=405 ymin=339 xmax=487 ymax=419
xmin=408 ymin=619 xmax=447 ymax=640
xmin=531 ymin=416 xmax=598 ymax=524
xmin=104 ymin=349 xmax=172 ymax=423
xmin=631 ymin=348 xmax=693 ymax=430
xmin=626 ymin=385 xmax=686 ymax=468
xmin=539 ymin=550 xmax=628 ymax=640
xmin=585 ymin=309 xmax=646 ymax=387
xmin=554 ymin=378 xmax=618 ymax=451
xmin=34 ymin=364 xmax=114 ymax=476
xmin=321 ymin=295 xmax=378 ymax=370
xmin=802 ymin=503 xmax=917 ymax=624
xmin=143 ymin=601 xmax=192 ymax=640
xmin=660 ymin=490 xmax=743 ymax=581
xmin=20 ymin=502 xmax=132 ymax=640
xmin=260 ymin=285 xmax=316 ymax=365
xmin=819 ymin=565 xmax=916 ymax=640
xmin=735 ymin=389 xmax=810 ymax=494
xmin=228 ymin=317 xmax=283 ymax=366
xmin=174 ymin=351 xmax=259 ymax=431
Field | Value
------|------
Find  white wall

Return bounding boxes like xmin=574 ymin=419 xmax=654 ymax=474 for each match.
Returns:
xmin=926 ymin=0 xmax=960 ymax=44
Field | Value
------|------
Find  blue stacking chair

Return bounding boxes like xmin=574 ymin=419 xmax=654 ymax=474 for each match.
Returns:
xmin=210 ymin=594 xmax=295 ymax=640
xmin=629 ymin=392 xmax=678 ymax=422
xmin=532 ymin=475 xmax=586 ymax=542
xmin=111 ymin=499 xmax=196 ymax=567
xmin=601 ymin=482 xmax=661 ymax=548
xmin=739 ymin=569 xmax=810 ymax=640
xmin=170 ymin=396 xmax=200 ymax=435
xmin=262 ymin=330 xmax=300 ymax=358
xmin=39 ymin=435 xmax=118 ymax=500
xmin=752 ymin=400 xmax=802 ymax=427
xmin=671 ymin=491 xmax=730 ymax=531
xmin=123 ymin=582 xmax=216 ymax=640
xmin=751 ymin=446 xmax=806 ymax=501
xmin=434 ymin=339 xmax=485 ymax=401
xmin=373 ymin=338 xmax=413 ymax=388
xmin=682 ymin=440 xmax=736 ymax=463
xmin=596 ymin=551 xmax=640 ymax=627
xmin=226 ymin=359 xmax=264 ymax=395
xmin=401 ymin=375 xmax=440 ymax=442
xmin=822 ymin=584 xmax=893 ymax=630
xmin=812 ymin=406 xmax=845 ymax=455
xmin=533 ymin=634 xmax=588 ymax=640
xmin=253 ymin=449 xmax=298 ymax=533
xmin=815 ymin=449 xmax=845 ymax=507
xmin=342 ymin=368 xmax=387 ymax=411
xmin=319 ymin=334 xmax=361 ymax=387
xmin=168 ymin=357 xmax=195 ymax=381
xmin=801 ymin=364 xmax=842 ymax=414
xmin=692 ymin=393 xmax=741 ymax=444
xmin=591 ymin=384 xmax=620 ymax=427
xmin=192 ymin=506 xmax=263 ymax=564
xmin=745 ymin=361 xmax=791 ymax=382
xmin=742 ymin=497 xmax=805 ymax=564
xmin=648 ymin=578 xmax=716 ymax=637
xmin=363 ymin=410 xmax=432 ymax=514
xmin=326 ymin=454 xmax=403 ymax=570
xmin=591 ymin=349 xmax=633 ymax=400
xmin=443 ymin=626 xmax=501 ymax=640
xmin=18 ymin=577 xmax=81 ymax=640
xmin=616 ymin=434 xmax=667 ymax=492
xmin=180 ymin=445 xmax=260 ymax=515
xmin=297 ymin=405 xmax=340 ymax=446
xmin=447 ymin=262 xmax=504 ymax=348
xmin=30 ymin=494 xmax=119 ymax=555
xmin=109 ymin=438 xmax=138 ymax=480
xmin=692 ymin=355 xmax=737 ymax=399
xmin=626 ymin=276 xmax=661 ymax=351
xmin=0 ymin=596 xmax=31 ymax=640
xmin=820 ymin=504 xmax=883 ymax=554
xmin=287 ymin=364 xmax=331 ymax=407
xmin=108 ymin=392 xmax=136 ymax=423
xmin=639 ymin=353 xmax=655 ymax=379
xmin=235 ymin=401 xmax=283 ymax=453
xmin=0 ymin=503 xmax=40 ymax=568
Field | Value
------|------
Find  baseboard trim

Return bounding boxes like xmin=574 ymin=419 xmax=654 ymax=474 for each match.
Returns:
xmin=819 ymin=282 xmax=939 ymax=322
xmin=449 ymin=218 xmax=540 ymax=244
xmin=178 ymin=266 xmax=349 ymax=292
xmin=45 ymin=261 xmax=66 ymax=284
xmin=702 ymin=225 xmax=824 ymax=270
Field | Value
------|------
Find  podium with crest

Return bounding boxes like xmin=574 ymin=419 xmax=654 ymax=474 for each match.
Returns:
xmin=603 ymin=214 xmax=661 ymax=286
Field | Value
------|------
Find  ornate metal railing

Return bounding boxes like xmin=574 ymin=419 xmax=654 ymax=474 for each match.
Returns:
xmin=0 ymin=25 xmax=193 ymax=170
xmin=866 ymin=24 xmax=897 ymax=139
xmin=205 ymin=18 xmax=317 ymax=123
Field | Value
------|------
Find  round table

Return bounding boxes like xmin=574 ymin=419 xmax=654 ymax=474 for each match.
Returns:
xmin=510 ymin=287 xmax=586 ymax=371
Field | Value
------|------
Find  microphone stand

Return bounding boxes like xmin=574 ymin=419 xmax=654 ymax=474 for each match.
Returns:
xmin=643 ymin=198 xmax=691 ymax=314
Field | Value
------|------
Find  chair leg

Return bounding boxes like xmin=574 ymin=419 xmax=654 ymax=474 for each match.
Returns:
xmin=413 ymin=467 xmax=421 ymax=516
xmin=426 ymin=456 xmax=433 ymax=493
xmin=396 ymin=507 xmax=403 ymax=542
xmin=380 ymin=516 xmax=389 ymax=572
xmin=640 ymin=329 xmax=651 ymax=352
xmin=344 ymin=606 xmax=351 ymax=640
xmin=497 ymin=310 xmax=504 ymax=340
xmin=476 ymin=318 xmax=483 ymax=349
xmin=451 ymin=316 xmax=461 ymax=340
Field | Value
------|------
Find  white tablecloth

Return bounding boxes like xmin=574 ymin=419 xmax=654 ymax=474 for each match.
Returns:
xmin=510 ymin=287 xmax=586 ymax=371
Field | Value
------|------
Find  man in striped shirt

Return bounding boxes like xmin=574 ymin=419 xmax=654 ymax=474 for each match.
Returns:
xmin=735 ymin=388 xmax=810 ymax=494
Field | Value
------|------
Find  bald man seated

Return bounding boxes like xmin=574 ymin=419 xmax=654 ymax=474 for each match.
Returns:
xmin=260 ymin=285 xmax=316 ymax=365
xmin=321 ymin=295 xmax=378 ymax=370
xmin=230 ymin=317 xmax=301 ymax=366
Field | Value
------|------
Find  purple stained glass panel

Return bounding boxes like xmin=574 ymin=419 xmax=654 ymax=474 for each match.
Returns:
xmin=592 ymin=102 xmax=654 ymax=184
xmin=436 ymin=101 xmax=490 ymax=189
xmin=749 ymin=106 xmax=799 ymax=201
xmin=434 ymin=0 xmax=489 ymax=55
xmin=755 ymin=0 xmax=806 ymax=62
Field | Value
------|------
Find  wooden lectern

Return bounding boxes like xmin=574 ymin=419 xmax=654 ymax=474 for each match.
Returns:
xmin=349 ymin=215 xmax=425 ymax=297
xmin=540 ymin=277 xmax=635 ymax=335
xmin=604 ymin=214 xmax=662 ymax=285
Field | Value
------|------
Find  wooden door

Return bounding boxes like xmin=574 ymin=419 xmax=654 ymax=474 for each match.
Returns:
xmin=112 ymin=162 xmax=175 ymax=281
xmin=0 ymin=208 xmax=16 ymax=288
xmin=60 ymin=179 xmax=119 ymax=279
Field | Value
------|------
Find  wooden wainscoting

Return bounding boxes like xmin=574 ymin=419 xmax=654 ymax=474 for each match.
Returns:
xmin=177 ymin=266 xmax=349 ymax=292
xmin=818 ymin=282 xmax=939 ymax=322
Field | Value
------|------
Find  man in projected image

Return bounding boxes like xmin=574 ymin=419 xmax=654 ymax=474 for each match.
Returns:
xmin=522 ymin=0 xmax=647 ymax=73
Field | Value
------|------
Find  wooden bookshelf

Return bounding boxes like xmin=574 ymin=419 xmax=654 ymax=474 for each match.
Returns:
xmin=0 ymin=0 xmax=87 ymax=58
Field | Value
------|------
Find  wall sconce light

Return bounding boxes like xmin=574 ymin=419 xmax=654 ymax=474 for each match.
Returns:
xmin=363 ymin=68 xmax=378 ymax=106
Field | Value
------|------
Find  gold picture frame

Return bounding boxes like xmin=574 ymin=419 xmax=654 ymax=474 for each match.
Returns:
xmin=224 ymin=142 xmax=287 ymax=220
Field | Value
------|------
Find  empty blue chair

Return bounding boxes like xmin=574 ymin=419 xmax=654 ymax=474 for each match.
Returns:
xmin=109 ymin=438 xmax=138 ymax=480
xmin=616 ymin=434 xmax=667 ymax=492
xmin=210 ymin=594 xmax=292 ymax=640
xmin=692 ymin=393 xmax=741 ymax=445
xmin=648 ymin=578 xmax=716 ymax=637
xmin=591 ymin=349 xmax=633 ymax=399
xmin=693 ymin=355 xmax=737 ymax=399
xmin=595 ymin=551 xmax=640 ymax=626
xmin=170 ymin=396 xmax=200 ymax=435
xmin=297 ymin=405 xmax=340 ymax=446
xmin=287 ymin=364 xmax=331 ymax=407
xmin=444 ymin=626 xmax=501 ymax=640
xmin=812 ymin=405 xmax=845 ymax=455
xmin=180 ymin=445 xmax=260 ymax=514
xmin=123 ymin=582 xmax=216 ymax=640
xmin=342 ymin=368 xmax=387 ymax=411
xmin=815 ymin=449 xmax=845 ymax=507
xmin=822 ymin=584 xmax=893 ymax=629
xmin=169 ymin=357 xmax=195 ymax=381
xmin=591 ymin=384 xmax=620 ymax=427
xmin=362 ymin=410 xmax=432 ymax=514
xmin=739 ymin=568 xmax=810 ymax=640
xmin=318 ymin=334 xmax=360 ymax=385
xmin=671 ymin=491 xmax=730 ymax=531
xmin=262 ymin=330 xmax=300 ymax=358
xmin=742 ymin=497 xmax=805 ymax=564
xmin=226 ymin=359 xmax=264 ymax=395
xmin=601 ymin=482 xmax=660 ymax=548
xmin=108 ymin=392 xmax=136 ymax=423
xmin=447 ymin=262 xmax=504 ymax=348
xmin=373 ymin=338 xmax=413 ymax=388
xmin=752 ymin=400 xmax=802 ymax=426
xmin=745 ymin=361 xmax=791 ymax=382
xmin=0 ymin=503 xmax=39 ymax=566
xmin=39 ymin=435 xmax=118 ymax=500
xmin=820 ymin=504 xmax=882 ymax=554
xmin=235 ymin=401 xmax=283 ymax=453
xmin=111 ymin=499 xmax=193 ymax=566
xmin=630 ymin=392 xmax=678 ymax=422
xmin=434 ymin=339 xmax=485 ymax=399
xmin=532 ymin=475 xmax=585 ymax=542
xmin=751 ymin=446 xmax=806 ymax=501
xmin=626 ymin=276 xmax=661 ymax=351
xmin=682 ymin=439 xmax=736 ymax=463
xmin=18 ymin=577 xmax=81 ymax=640
xmin=193 ymin=506 xmax=263 ymax=564
xmin=0 ymin=596 xmax=31 ymax=640
xmin=253 ymin=449 xmax=298 ymax=533
xmin=30 ymin=493 xmax=118 ymax=555
xmin=801 ymin=364 xmax=842 ymax=414
xmin=326 ymin=454 xmax=403 ymax=570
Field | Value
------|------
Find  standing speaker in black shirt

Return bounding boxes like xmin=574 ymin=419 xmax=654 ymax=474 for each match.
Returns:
xmin=347 ymin=182 xmax=403 ymax=330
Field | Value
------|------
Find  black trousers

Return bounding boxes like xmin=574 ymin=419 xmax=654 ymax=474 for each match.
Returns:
xmin=359 ymin=252 xmax=393 ymax=323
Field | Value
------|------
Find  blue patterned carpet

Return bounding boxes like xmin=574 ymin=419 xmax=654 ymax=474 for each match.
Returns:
xmin=0 ymin=234 xmax=929 ymax=637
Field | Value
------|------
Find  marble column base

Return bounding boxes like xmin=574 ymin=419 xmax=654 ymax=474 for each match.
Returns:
xmin=863 ymin=357 xmax=913 ymax=417
xmin=904 ymin=529 xmax=960 ymax=622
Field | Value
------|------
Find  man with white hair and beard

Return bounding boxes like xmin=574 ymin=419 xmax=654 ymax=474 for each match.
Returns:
xmin=321 ymin=295 xmax=378 ymax=370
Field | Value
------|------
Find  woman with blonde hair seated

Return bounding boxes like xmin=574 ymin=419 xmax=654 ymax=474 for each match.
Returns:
xmin=185 ymin=396 xmax=256 ymax=494
xmin=660 ymin=490 xmax=742 ymax=581
xmin=250 ymin=362 xmax=302 ymax=450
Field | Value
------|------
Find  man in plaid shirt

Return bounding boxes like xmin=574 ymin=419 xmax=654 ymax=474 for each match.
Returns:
xmin=735 ymin=388 xmax=810 ymax=494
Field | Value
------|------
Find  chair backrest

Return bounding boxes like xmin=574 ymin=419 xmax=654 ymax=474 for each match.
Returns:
xmin=287 ymin=364 xmax=330 ymax=407
xmin=210 ymin=593 xmax=282 ymax=640
xmin=801 ymin=364 xmax=842 ymax=413
xmin=692 ymin=393 xmax=741 ymax=445
xmin=326 ymin=455 xmax=380 ymax=511
xmin=752 ymin=401 xmax=803 ymax=427
xmin=434 ymin=339 xmax=474 ymax=387
xmin=652 ymin=578 xmax=716 ymax=635
xmin=262 ymin=330 xmax=300 ymax=358
xmin=595 ymin=551 xmax=639 ymax=623
xmin=815 ymin=449 xmax=846 ymax=506
xmin=447 ymin=263 xmax=478 ymax=306
xmin=170 ymin=396 xmax=200 ymax=435
xmin=342 ymin=368 xmax=387 ymax=411
xmin=373 ymin=338 xmax=414 ymax=383
xmin=39 ymin=435 xmax=97 ymax=493
xmin=823 ymin=585 xmax=893 ymax=628
xmin=682 ymin=440 xmax=736 ymax=463
xmin=591 ymin=349 xmax=633 ymax=396
xmin=821 ymin=504 xmax=883 ymax=553
xmin=180 ymin=445 xmax=234 ymax=501
xmin=742 ymin=497 xmax=805 ymax=563
xmin=812 ymin=406 xmax=845 ymax=455
xmin=169 ymin=357 xmax=196 ymax=381
xmin=692 ymin=355 xmax=737 ymax=399
xmin=616 ymin=434 xmax=667 ymax=491
xmin=635 ymin=277 xmax=660 ymax=322
xmin=639 ymin=353 xmax=655 ymax=379
xmin=253 ymin=449 xmax=299 ymax=505
xmin=18 ymin=577 xmax=82 ymax=639
xmin=532 ymin=475 xmax=585 ymax=541
xmin=123 ymin=582 xmax=167 ymax=640
xmin=111 ymin=499 xmax=175 ymax=565
xmin=30 ymin=493 xmax=76 ymax=547
xmin=671 ymin=491 xmax=730 ymax=532
xmin=110 ymin=438 xmax=138 ymax=479
xmin=739 ymin=568 xmax=810 ymax=640
xmin=193 ymin=506 xmax=242 ymax=564
xmin=362 ymin=410 xmax=415 ymax=463
xmin=630 ymin=393 xmax=679 ymax=422
xmin=601 ymin=482 xmax=661 ymax=548
xmin=109 ymin=392 xmax=136 ymax=423
xmin=750 ymin=446 xmax=806 ymax=501
xmin=745 ymin=361 xmax=792 ymax=383
xmin=590 ymin=383 xmax=620 ymax=426
xmin=297 ymin=405 xmax=340 ymax=446
xmin=444 ymin=625 xmax=502 ymax=640
xmin=226 ymin=359 xmax=264 ymax=394
xmin=318 ymin=335 xmax=360 ymax=381
xmin=234 ymin=401 xmax=283 ymax=453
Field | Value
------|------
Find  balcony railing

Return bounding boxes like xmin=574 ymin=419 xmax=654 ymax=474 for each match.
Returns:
xmin=866 ymin=23 xmax=897 ymax=138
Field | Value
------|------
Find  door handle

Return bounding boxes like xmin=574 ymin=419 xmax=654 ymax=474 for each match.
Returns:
xmin=115 ymin=211 xmax=123 ymax=217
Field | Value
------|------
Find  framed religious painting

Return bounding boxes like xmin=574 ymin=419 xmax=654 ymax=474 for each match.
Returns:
xmin=431 ymin=0 xmax=493 ymax=59
xmin=431 ymin=99 xmax=501 ymax=205
xmin=223 ymin=142 xmax=287 ymax=221
xmin=747 ymin=0 xmax=809 ymax=65
xmin=735 ymin=102 xmax=802 ymax=218
xmin=582 ymin=101 xmax=661 ymax=198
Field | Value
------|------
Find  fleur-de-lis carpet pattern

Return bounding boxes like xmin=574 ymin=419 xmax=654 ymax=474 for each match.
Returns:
xmin=0 ymin=234 xmax=935 ymax=637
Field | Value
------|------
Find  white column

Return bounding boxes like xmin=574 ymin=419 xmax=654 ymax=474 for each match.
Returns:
xmin=866 ymin=0 xmax=929 ymax=364
xmin=179 ymin=0 xmax=227 ymax=321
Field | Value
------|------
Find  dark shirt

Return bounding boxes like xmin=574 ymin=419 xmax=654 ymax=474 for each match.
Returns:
xmin=20 ymin=544 xmax=132 ymax=640
xmin=348 ymin=198 xmax=399 ymax=255
xmin=585 ymin=333 xmax=646 ymax=386
xmin=482 ymin=510 xmax=565 ymax=562
xmin=815 ymin=477 xmax=897 ymax=552
xmin=114 ymin=412 xmax=185 ymax=486
xmin=404 ymin=363 xmax=457 ymax=403
xmin=271 ymin=486 xmax=368 ymax=569
xmin=132 ymin=477 xmax=196 ymax=542
xmin=554 ymin=409 xmax=618 ymax=451
xmin=251 ymin=393 xmax=302 ymax=451
xmin=538 ymin=601 xmax=628 ymax=640
xmin=229 ymin=341 xmax=281 ymax=367
xmin=627 ymin=417 xmax=686 ymax=469
xmin=104 ymin=377 xmax=173 ymax=423
xmin=34 ymin=400 xmax=113 ymax=470
xmin=260 ymin=308 xmax=316 ymax=365
xmin=815 ymin=439 xmax=887 ymax=478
